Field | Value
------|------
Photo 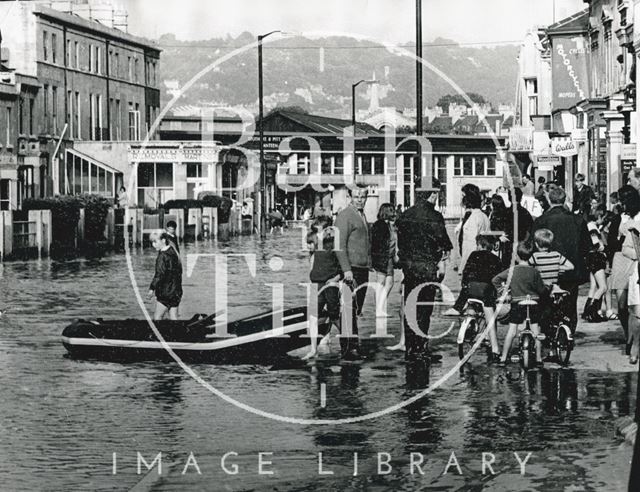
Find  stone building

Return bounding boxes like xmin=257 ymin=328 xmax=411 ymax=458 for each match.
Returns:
xmin=0 ymin=1 xmax=161 ymax=209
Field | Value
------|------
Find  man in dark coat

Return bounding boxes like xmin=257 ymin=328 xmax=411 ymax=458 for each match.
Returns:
xmin=572 ymin=173 xmax=594 ymax=219
xmin=396 ymin=177 xmax=453 ymax=362
xmin=531 ymin=186 xmax=591 ymax=333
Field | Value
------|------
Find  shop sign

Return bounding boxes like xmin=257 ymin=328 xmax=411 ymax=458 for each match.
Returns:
xmin=622 ymin=143 xmax=636 ymax=161
xmin=551 ymin=137 xmax=578 ymax=157
xmin=570 ymin=128 xmax=587 ymax=142
xmin=551 ymin=35 xmax=590 ymax=110
xmin=535 ymin=155 xmax=561 ymax=170
xmin=508 ymin=127 xmax=533 ymax=152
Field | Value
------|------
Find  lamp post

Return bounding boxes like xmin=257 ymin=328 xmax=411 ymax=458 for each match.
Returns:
xmin=351 ymin=79 xmax=377 ymax=178
xmin=258 ymin=30 xmax=281 ymax=238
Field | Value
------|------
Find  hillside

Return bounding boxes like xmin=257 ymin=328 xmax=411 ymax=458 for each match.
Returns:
xmin=157 ymin=33 xmax=519 ymax=117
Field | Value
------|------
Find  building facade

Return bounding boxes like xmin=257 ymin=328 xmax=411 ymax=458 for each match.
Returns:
xmin=0 ymin=1 xmax=161 ymax=209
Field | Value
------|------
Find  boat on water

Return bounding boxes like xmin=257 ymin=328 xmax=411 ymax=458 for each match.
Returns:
xmin=61 ymin=306 xmax=330 ymax=364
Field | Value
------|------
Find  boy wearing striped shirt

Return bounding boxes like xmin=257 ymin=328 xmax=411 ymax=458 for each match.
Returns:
xmin=528 ymin=229 xmax=574 ymax=287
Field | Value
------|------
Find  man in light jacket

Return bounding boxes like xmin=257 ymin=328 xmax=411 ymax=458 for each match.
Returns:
xmin=335 ymin=186 xmax=370 ymax=360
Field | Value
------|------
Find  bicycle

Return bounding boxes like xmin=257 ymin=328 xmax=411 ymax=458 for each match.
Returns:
xmin=456 ymin=298 xmax=488 ymax=360
xmin=542 ymin=288 xmax=574 ymax=366
xmin=508 ymin=295 xmax=545 ymax=370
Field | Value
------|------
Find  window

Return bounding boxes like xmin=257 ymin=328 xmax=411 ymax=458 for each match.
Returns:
xmin=74 ymin=41 xmax=80 ymax=69
xmin=51 ymin=33 xmax=57 ymax=63
xmin=43 ymin=84 xmax=49 ymax=133
xmin=187 ymin=163 xmax=202 ymax=178
xmin=334 ymin=155 xmax=344 ymax=175
xmin=487 ymin=156 xmax=496 ymax=175
xmin=43 ymin=31 xmax=48 ymax=61
xmin=525 ymin=78 xmax=538 ymax=116
xmin=63 ymin=150 xmax=118 ymax=197
xmin=89 ymin=44 xmax=93 ymax=73
xmin=74 ymin=91 xmax=80 ymax=139
xmin=114 ymin=52 xmax=119 ymax=77
xmin=136 ymin=162 xmax=174 ymax=207
xmin=19 ymin=98 xmax=24 ymax=134
xmin=0 ymin=179 xmax=10 ymax=210
xmin=152 ymin=61 xmax=157 ymax=85
xmin=90 ymin=94 xmax=96 ymax=140
xmin=66 ymin=90 xmax=72 ymax=135
xmin=66 ymin=39 xmax=71 ymax=66
xmin=95 ymin=46 xmax=101 ymax=74
xmin=453 ymin=155 xmax=496 ymax=177
xmin=52 ymin=86 xmax=58 ymax=135
xmin=128 ymin=106 xmax=140 ymax=140
xmin=5 ymin=107 xmax=10 ymax=145
xmin=134 ymin=58 xmax=139 ymax=83
xmin=29 ymin=99 xmax=34 ymax=135
xmin=128 ymin=56 xmax=132 ymax=80
xmin=462 ymin=156 xmax=473 ymax=175
xmin=373 ymin=155 xmax=384 ymax=175
xmin=18 ymin=166 xmax=34 ymax=206
xmin=97 ymin=94 xmax=102 ymax=139
xmin=115 ymin=99 xmax=121 ymax=140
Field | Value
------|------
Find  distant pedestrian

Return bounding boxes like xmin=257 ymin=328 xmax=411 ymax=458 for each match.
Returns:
xmin=269 ymin=208 xmax=285 ymax=234
xmin=117 ymin=186 xmax=128 ymax=209
xmin=334 ymin=186 xmax=371 ymax=360
xmin=521 ymin=174 xmax=535 ymax=196
xmin=455 ymin=183 xmax=490 ymax=273
xmin=371 ymin=203 xmax=398 ymax=318
xmin=148 ymin=231 xmax=183 ymax=320
xmin=164 ymin=220 xmax=179 ymax=254
xmin=572 ymin=173 xmax=595 ymax=218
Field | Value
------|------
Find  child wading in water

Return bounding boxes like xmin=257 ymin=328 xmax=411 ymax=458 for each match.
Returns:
xmin=148 ymin=230 xmax=183 ymax=320
xmin=303 ymin=216 xmax=342 ymax=360
xmin=493 ymin=242 xmax=548 ymax=367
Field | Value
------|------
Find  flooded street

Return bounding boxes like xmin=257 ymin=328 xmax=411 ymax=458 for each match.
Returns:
xmin=0 ymin=228 xmax=636 ymax=491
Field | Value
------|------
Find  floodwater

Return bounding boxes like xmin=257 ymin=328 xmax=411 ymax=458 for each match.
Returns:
xmin=0 ymin=228 xmax=636 ymax=491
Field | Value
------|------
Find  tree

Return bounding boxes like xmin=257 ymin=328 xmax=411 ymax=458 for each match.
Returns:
xmin=437 ymin=93 xmax=487 ymax=113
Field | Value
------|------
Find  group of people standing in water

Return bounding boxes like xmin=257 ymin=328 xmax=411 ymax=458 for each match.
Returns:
xmin=145 ymin=169 xmax=640 ymax=367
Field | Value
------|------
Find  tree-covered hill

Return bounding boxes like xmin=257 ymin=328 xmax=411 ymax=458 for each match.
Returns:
xmin=157 ymin=33 xmax=519 ymax=117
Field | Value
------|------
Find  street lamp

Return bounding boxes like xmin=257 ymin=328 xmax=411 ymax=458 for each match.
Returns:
xmin=351 ymin=79 xmax=377 ymax=178
xmin=258 ymin=30 xmax=281 ymax=238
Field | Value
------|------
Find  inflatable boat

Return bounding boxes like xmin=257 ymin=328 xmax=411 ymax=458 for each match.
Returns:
xmin=61 ymin=306 xmax=330 ymax=364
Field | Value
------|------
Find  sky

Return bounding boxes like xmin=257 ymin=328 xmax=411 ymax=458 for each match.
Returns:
xmin=122 ymin=0 xmax=587 ymax=46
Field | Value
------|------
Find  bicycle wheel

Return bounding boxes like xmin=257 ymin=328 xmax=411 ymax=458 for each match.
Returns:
xmin=457 ymin=318 xmax=476 ymax=360
xmin=554 ymin=324 xmax=573 ymax=366
xmin=521 ymin=333 xmax=535 ymax=370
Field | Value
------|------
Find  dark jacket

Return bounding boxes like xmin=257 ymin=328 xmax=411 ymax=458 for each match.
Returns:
xmin=150 ymin=247 xmax=183 ymax=303
xmin=335 ymin=204 xmax=370 ymax=271
xmin=492 ymin=264 xmax=547 ymax=302
xmin=572 ymin=184 xmax=594 ymax=217
xmin=396 ymin=200 xmax=453 ymax=278
xmin=371 ymin=219 xmax=392 ymax=273
xmin=463 ymin=250 xmax=503 ymax=284
xmin=505 ymin=204 xmax=533 ymax=242
xmin=531 ymin=205 xmax=591 ymax=284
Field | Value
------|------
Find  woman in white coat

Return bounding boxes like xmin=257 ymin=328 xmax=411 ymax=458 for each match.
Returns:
xmin=456 ymin=184 xmax=490 ymax=273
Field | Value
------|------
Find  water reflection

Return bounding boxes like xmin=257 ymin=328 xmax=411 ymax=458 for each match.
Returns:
xmin=0 ymin=230 xmax=635 ymax=490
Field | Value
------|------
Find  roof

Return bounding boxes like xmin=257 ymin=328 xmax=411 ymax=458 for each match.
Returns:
xmin=546 ymin=8 xmax=589 ymax=35
xmin=502 ymin=115 xmax=514 ymax=128
xmin=261 ymin=109 xmax=381 ymax=135
xmin=453 ymin=115 xmax=479 ymax=128
xmin=35 ymin=5 xmax=160 ymax=53
xmin=426 ymin=116 xmax=453 ymax=131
